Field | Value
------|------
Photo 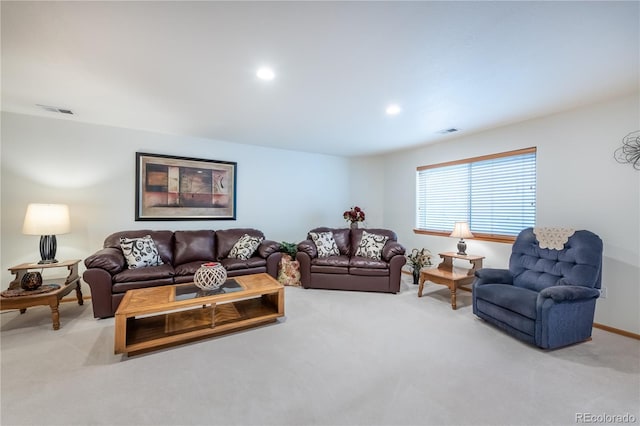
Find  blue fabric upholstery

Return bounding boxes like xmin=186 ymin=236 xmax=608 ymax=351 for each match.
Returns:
xmin=473 ymin=228 xmax=603 ymax=349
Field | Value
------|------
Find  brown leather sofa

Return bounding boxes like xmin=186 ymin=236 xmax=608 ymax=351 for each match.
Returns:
xmin=83 ymin=228 xmax=282 ymax=318
xmin=296 ymin=227 xmax=406 ymax=293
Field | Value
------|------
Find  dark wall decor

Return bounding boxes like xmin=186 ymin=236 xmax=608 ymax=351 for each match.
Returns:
xmin=614 ymin=131 xmax=640 ymax=171
xmin=136 ymin=152 xmax=237 ymax=220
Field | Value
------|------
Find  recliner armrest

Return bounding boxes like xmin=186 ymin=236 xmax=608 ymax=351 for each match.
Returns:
xmin=474 ymin=268 xmax=513 ymax=286
xmin=258 ymin=239 xmax=281 ymax=258
xmin=539 ymin=285 xmax=600 ymax=302
xmin=297 ymin=240 xmax=317 ymax=259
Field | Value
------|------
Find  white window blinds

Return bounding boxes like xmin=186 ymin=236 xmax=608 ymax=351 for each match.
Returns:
xmin=416 ymin=148 xmax=536 ymax=237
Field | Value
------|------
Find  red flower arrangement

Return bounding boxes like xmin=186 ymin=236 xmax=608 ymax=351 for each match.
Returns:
xmin=343 ymin=206 xmax=365 ymax=223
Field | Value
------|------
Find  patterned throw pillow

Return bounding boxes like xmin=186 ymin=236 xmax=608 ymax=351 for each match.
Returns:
xmin=309 ymin=231 xmax=340 ymax=257
xmin=120 ymin=235 xmax=164 ymax=269
xmin=228 ymin=234 xmax=264 ymax=260
xmin=355 ymin=231 xmax=389 ymax=261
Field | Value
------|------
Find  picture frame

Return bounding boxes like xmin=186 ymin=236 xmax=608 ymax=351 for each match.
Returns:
xmin=136 ymin=152 xmax=237 ymax=221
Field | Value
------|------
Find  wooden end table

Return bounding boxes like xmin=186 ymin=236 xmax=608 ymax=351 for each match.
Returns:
xmin=418 ymin=252 xmax=484 ymax=310
xmin=1 ymin=259 xmax=83 ymax=330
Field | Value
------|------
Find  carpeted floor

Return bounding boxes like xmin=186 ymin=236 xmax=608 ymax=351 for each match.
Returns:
xmin=1 ymin=276 xmax=639 ymax=426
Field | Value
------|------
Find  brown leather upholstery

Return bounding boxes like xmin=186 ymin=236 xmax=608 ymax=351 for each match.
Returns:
xmin=173 ymin=230 xmax=215 ymax=266
xmin=215 ymin=228 xmax=264 ymax=260
xmin=103 ymin=230 xmax=175 ymax=265
xmin=297 ymin=228 xmax=406 ymax=293
xmin=83 ymin=229 xmax=282 ymax=318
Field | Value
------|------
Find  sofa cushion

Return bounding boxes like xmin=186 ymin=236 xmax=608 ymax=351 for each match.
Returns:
xmin=111 ymin=263 xmax=175 ymax=295
xmin=474 ymin=283 xmax=538 ymax=320
xmin=120 ymin=235 xmax=164 ymax=269
xmin=216 ymin=228 xmax=265 ymax=260
xmin=349 ymin=267 xmax=390 ymax=277
xmin=350 ymin=228 xmax=397 ymax=256
xmin=309 ymin=228 xmax=350 ymax=255
xmin=174 ymin=261 xmax=206 ymax=277
xmin=509 ymin=228 xmax=603 ymax=292
xmin=309 ymin=231 xmax=340 ymax=257
xmin=312 ymin=255 xmax=350 ymax=268
xmin=174 ymin=230 xmax=215 ymax=266
xmin=228 ymin=234 xmax=264 ymax=260
xmin=104 ymin=230 xmax=175 ymax=265
xmin=112 ymin=263 xmax=174 ymax=282
xmin=475 ymin=299 xmax=536 ymax=337
xmin=221 ymin=257 xmax=267 ymax=271
xmin=310 ymin=265 xmax=349 ymax=274
xmin=355 ymin=231 xmax=389 ymax=260
xmin=350 ymin=256 xmax=388 ymax=269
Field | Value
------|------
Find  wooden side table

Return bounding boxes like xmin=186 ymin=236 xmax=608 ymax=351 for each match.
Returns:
xmin=1 ymin=259 xmax=83 ymax=330
xmin=418 ymin=252 xmax=484 ymax=310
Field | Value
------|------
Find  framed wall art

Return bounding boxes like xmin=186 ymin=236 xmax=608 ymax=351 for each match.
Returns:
xmin=136 ymin=152 xmax=237 ymax=220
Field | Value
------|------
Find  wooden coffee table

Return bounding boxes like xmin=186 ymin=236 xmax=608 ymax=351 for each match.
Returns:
xmin=114 ymin=273 xmax=284 ymax=356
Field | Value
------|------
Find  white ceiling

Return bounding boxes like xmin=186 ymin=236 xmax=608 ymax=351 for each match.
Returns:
xmin=2 ymin=1 xmax=638 ymax=157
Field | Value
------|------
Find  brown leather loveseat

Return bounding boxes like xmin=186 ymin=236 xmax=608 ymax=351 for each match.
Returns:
xmin=83 ymin=228 xmax=281 ymax=318
xmin=296 ymin=227 xmax=406 ymax=293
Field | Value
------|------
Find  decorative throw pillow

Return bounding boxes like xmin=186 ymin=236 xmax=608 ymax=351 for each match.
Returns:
xmin=228 ymin=234 xmax=264 ymax=260
xmin=119 ymin=235 xmax=164 ymax=269
xmin=355 ymin=231 xmax=389 ymax=261
xmin=309 ymin=231 xmax=340 ymax=257
xmin=277 ymin=255 xmax=302 ymax=287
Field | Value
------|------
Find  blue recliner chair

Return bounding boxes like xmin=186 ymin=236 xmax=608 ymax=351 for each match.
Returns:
xmin=472 ymin=228 xmax=603 ymax=349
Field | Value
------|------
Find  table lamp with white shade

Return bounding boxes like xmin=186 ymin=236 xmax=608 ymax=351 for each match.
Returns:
xmin=450 ymin=221 xmax=473 ymax=256
xmin=22 ymin=203 xmax=70 ymax=264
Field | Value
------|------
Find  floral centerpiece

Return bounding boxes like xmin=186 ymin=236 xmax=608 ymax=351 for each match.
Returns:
xmin=406 ymin=248 xmax=432 ymax=284
xmin=343 ymin=206 xmax=365 ymax=229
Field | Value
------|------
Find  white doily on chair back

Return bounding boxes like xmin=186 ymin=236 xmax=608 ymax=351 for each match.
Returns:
xmin=533 ymin=227 xmax=576 ymax=250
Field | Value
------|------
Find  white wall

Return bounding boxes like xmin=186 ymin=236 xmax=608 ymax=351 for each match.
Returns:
xmin=1 ymin=112 xmax=350 ymax=290
xmin=351 ymin=93 xmax=640 ymax=334
xmin=3 ymin=94 xmax=639 ymax=334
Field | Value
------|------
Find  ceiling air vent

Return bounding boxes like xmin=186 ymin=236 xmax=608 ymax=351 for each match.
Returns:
xmin=37 ymin=104 xmax=74 ymax=115
xmin=438 ymin=128 xmax=458 ymax=134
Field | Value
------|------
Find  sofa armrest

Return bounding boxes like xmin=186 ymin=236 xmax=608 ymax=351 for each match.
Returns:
xmin=258 ymin=239 xmax=281 ymax=258
xmin=84 ymin=247 xmax=126 ymax=275
xmin=83 ymin=268 xmax=115 ymax=319
xmin=382 ymin=241 xmax=405 ymax=262
xmin=296 ymin=251 xmax=312 ymax=288
xmin=297 ymin=240 xmax=317 ymax=259
xmin=539 ymin=285 xmax=600 ymax=302
xmin=388 ymin=255 xmax=407 ymax=293
xmin=473 ymin=268 xmax=513 ymax=286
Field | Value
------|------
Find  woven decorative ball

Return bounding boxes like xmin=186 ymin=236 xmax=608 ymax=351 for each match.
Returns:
xmin=21 ymin=272 xmax=43 ymax=291
xmin=193 ymin=262 xmax=227 ymax=290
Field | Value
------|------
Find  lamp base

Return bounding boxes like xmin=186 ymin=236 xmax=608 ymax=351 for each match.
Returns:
xmin=456 ymin=239 xmax=468 ymax=256
xmin=38 ymin=235 xmax=59 ymax=264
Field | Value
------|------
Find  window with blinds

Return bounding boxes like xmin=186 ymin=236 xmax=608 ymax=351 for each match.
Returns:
xmin=416 ymin=147 xmax=536 ymax=241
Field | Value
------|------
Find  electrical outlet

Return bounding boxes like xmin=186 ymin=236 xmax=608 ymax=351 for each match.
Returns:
xmin=600 ymin=287 xmax=607 ymax=299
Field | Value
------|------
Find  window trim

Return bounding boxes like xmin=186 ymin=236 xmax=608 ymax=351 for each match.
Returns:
xmin=414 ymin=147 xmax=537 ymax=244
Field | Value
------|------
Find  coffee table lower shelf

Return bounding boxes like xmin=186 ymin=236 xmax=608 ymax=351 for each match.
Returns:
xmin=122 ymin=298 xmax=279 ymax=355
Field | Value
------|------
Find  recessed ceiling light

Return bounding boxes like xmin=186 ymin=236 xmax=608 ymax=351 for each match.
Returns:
xmin=386 ymin=104 xmax=401 ymax=116
xmin=256 ymin=67 xmax=275 ymax=81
